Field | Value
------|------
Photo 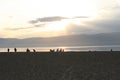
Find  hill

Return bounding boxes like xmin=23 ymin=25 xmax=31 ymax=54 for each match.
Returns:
xmin=0 ymin=32 xmax=120 ymax=47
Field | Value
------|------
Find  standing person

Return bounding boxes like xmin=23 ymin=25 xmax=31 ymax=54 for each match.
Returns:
xmin=14 ymin=48 xmax=17 ymax=52
xmin=26 ymin=48 xmax=30 ymax=52
xmin=33 ymin=49 xmax=36 ymax=52
xmin=62 ymin=49 xmax=64 ymax=52
xmin=110 ymin=49 xmax=113 ymax=52
xmin=56 ymin=48 xmax=59 ymax=52
xmin=7 ymin=48 xmax=10 ymax=52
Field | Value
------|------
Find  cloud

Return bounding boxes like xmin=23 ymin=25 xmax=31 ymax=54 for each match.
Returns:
xmin=6 ymin=27 xmax=30 ymax=30
xmin=91 ymin=19 xmax=120 ymax=32
xmin=16 ymin=1 xmax=120 ymax=36
xmin=72 ymin=16 xmax=89 ymax=19
xmin=29 ymin=16 xmax=65 ymax=24
xmin=66 ymin=23 xmax=99 ymax=35
xmin=66 ymin=4 xmax=120 ymax=35
xmin=37 ymin=16 xmax=66 ymax=22
xmin=29 ymin=20 xmax=38 ymax=24
xmin=90 ymin=4 xmax=120 ymax=32
xmin=29 ymin=16 xmax=88 ymax=24
xmin=67 ymin=16 xmax=120 ymax=35
xmin=6 ymin=24 xmax=45 ymax=30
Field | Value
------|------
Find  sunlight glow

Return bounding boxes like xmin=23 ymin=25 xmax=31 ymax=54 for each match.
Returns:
xmin=0 ymin=0 xmax=99 ymax=38
xmin=45 ymin=21 xmax=68 ymax=31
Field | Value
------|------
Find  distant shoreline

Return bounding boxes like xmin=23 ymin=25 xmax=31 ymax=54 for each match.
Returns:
xmin=1 ymin=45 xmax=120 ymax=52
xmin=0 ymin=51 xmax=119 ymax=53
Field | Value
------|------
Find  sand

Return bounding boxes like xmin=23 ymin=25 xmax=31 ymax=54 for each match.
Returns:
xmin=0 ymin=51 xmax=120 ymax=80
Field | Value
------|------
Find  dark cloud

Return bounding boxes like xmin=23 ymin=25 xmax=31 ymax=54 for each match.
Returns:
xmin=92 ymin=19 xmax=120 ymax=32
xmin=29 ymin=20 xmax=38 ymax=24
xmin=66 ymin=23 xmax=99 ymax=35
xmin=29 ymin=16 xmax=66 ymax=24
xmin=88 ymin=5 xmax=120 ymax=32
xmin=7 ymin=27 xmax=30 ymax=30
xmin=29 ymin=16 xmax=88 ymax=24
xmin=34 ymin=24 xmax=46 ymax=27
xmin=37 ymin=16 xmax=66 ymax=22
xmin=67 ymin=16 xmax=120 ymax=35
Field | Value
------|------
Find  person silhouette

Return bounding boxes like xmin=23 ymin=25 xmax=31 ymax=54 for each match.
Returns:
xmin=7 ymin=48 xmax=10 ymax=52
xmin=50 ymin=49 xmax=52 ymax=52
xmin=33 ymin=49 xmax=36 ymax=52
xmin=56 ymin=48 xmax=59 ymax=52
xmin=14 ymin=48 xmax=17 ymax=52
xmin=26 ymin=48 xmax=30 ymax=52
xmin=110 ymin=49 xmax=113 ymax=52
xmin=62 ymin=49 xmax=64 ymax=52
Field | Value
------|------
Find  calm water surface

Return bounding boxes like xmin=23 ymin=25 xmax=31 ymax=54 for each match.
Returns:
xmin=0 ymin=45 xmax=120 ymax=52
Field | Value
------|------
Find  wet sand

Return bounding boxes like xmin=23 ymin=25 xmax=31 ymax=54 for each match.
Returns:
xmin=0 ymin=51 xmax=120 ymax=80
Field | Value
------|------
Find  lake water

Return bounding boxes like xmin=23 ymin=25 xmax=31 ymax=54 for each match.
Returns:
xmin=0 ymin=45 xmax=120 ymax=52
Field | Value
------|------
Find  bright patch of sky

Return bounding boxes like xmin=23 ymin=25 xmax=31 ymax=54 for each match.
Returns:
xmin=0 ymin=0 xmax=119 ymax=38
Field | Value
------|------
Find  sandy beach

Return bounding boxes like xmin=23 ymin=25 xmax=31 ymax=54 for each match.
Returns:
xmin=0 ymin=51 xmax=120 ymax=80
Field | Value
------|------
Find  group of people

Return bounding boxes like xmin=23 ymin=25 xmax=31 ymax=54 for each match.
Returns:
xmin=7 ymin=48 xmax=36 ymax=52
xmin=7 ymin=48 xmax=65 ymax=53
xmin=7 ymin=48 xmax=17 ymax=52
xmin=26 ymin=48 xmax=36 ymax=52
xmin=50 ymin=48 xmax=64 ymax=53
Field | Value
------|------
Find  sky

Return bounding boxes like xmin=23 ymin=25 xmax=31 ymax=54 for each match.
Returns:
xmin=0 ymin=0 xmax=120 ymax=38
